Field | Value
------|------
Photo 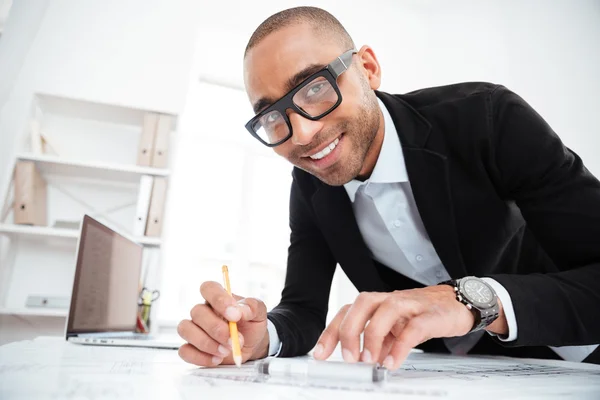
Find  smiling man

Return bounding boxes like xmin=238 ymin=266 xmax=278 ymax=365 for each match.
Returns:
xmin=177 ymin=7 xmax=600 ymax=369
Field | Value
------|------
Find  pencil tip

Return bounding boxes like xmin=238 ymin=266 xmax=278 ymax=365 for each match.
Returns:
xmin=234 ymin=355 xmax=242 ymax=368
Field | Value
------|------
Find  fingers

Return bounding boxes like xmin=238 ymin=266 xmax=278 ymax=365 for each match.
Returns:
xmin=178 ymin=315 xmax=245 ymax=367
xmin=179 ymin=281 xmax=258 ymax=368
xmin=386 ymin=316 xmax=430 ymax=370
xmin=338 ymin=292 xmax=386 ymax=363
xmin=376 ymin=333 xmax=396 ymax=364
xmin=200 ymin=281 xmax=244 ymax=322
xmin=177 ymin=319 xmax=231 ymax=358
xmin=178 ymin=343 xmax=225 ymax=367
xmin=363 ymin=297 xmax=412 ymax=364
xmin=189 ymin=303 xmax=244 ymax=349
xmin=237 ymin=297 xmax=267 ymax=323
xmin=313 ymin=304 xmax=350 ymax=361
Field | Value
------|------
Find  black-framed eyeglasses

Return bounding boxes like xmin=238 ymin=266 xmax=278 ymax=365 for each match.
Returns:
xmin=245 ymin=49 xmax=357 ymax=147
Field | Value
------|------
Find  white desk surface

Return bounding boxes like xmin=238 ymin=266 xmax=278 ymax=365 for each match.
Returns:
xmin=1 ymin=336 xmax=599 ymax=399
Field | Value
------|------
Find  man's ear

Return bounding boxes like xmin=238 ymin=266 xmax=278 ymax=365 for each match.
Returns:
xmin=357 ymin=45 xmax=381 ymax=90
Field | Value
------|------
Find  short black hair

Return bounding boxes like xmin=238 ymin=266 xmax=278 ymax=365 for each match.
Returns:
xmin=244 ymin=6 xmax=355 ymax=58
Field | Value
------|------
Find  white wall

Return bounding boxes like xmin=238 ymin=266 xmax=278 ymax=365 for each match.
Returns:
xmin=0 ymin=0 xmax=49 ymax=184
xmin=0 ymin=0 xmax=201 ymax=197
xmin=0 ymin=0 xmax=48 ymax=113
xmin=0 ymin=0 xmax=14 ymax=34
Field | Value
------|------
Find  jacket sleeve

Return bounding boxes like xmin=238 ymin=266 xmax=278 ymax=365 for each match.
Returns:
xmin=486 ymin=85 xmax=600 ymax=347
xmin=267 ymin=175 xmax=337 ymax=357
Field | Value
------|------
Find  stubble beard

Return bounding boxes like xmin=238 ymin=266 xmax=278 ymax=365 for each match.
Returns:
xmin=315 ymin=90 xmax=380 ymax=186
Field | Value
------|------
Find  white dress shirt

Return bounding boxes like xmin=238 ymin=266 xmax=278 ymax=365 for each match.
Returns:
xmin=267 ymin=98 xmax=597 ymax=362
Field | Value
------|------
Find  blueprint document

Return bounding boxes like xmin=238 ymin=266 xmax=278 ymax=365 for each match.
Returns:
xmin=1 ymin=337 xmax=599 ymax=399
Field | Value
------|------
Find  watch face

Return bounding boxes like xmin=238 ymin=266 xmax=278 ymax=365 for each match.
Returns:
xmin=463 ymin=279 xmax=494 ymax=306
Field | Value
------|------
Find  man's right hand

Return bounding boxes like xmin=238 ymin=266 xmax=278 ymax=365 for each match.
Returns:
xmin=177 ymin=281 xmax=270 ymax=366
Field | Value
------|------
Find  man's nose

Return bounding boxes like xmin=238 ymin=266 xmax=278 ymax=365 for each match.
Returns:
xmin=288 ymin=112 xmax=324 ymax=146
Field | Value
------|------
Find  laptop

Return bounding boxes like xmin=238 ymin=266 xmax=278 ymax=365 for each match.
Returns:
xmin=65 ymin=214 xmax=184 ymax=349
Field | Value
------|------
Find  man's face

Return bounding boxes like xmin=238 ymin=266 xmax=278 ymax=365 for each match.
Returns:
xmin=244 ymin=23 xmax=382 ymax=186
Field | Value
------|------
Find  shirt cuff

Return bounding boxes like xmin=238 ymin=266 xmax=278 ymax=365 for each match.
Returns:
xmin=481 ymin=277 xmax=518 ymax=342
xmin=267 ymin=319 xmax=283 ymax=356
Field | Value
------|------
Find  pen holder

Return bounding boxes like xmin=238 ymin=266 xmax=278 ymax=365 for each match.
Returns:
xmin=137 ymin=303 xmax=152 ymax=333
xmin=137 ymin=287 xmax=160 ymax=333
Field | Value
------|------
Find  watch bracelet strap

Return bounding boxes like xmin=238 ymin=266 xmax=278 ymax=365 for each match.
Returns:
xmin=475 ymin=303 xmax=500 ymax=331
xmin=438 ymin=279 xmax=499 ymax=333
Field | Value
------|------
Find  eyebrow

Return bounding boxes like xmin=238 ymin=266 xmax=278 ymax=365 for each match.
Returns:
xmin=252 ymin=63 xmax=327 ymax=114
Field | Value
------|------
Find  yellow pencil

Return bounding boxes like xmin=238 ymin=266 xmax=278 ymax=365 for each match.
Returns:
xmin=222 ymin=265 xmax=242 ymax=367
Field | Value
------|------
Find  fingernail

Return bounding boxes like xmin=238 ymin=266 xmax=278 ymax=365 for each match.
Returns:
xmin=218 ymin=345 xmax=230 ymax=356
xmin=342 ymin=348 xmax=355 ymax=363
xmin=238 ymin=304 xmax=252 ymax=319
xmin=225 ymin=306 xmax=241 ymax=321
xmin=212 ymin=356 xmax=223 ymax=365
xmin=362 ymin=349 xmax=372 ymax=363
xmin=384 ymin=355 xmax=394 ymax=369
xmin=314 ymin=344 xmax=323 ymax=358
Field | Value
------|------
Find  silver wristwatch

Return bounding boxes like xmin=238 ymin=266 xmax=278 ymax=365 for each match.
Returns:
xmin=439 ymin=276 xmax=500 ymax=333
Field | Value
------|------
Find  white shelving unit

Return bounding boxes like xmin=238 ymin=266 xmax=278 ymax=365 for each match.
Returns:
xmin=0 ymin=223 xmax=79 ymax=239
xmin=0 ymin=93 xmax=176 ymax=323
xmin=0 ymin=307 xmax=68 ymax=318
xmin=15 ymin=153 xmax=170 ymax=183
xmin=0 ymin=223 xmax=161 ymax=247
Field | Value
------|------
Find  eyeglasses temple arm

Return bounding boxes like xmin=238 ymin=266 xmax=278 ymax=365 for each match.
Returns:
xmin=329 ymin=49 xmax=357 ymax=78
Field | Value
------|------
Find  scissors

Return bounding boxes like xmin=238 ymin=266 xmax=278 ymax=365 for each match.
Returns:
xmin=138 ymin=287 xmax=160 ymax=306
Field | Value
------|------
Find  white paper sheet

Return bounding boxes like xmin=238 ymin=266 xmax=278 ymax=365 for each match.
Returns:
xmin=1 ymin=337 xmax=599 ymax=400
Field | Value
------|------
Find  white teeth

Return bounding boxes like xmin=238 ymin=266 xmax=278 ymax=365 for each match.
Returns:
xmin=310 ymin=137 xmax=340 ymax=160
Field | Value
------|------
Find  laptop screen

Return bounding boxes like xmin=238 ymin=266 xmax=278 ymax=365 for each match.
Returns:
xmin=67 ymin=215 xmax=143 ymax=335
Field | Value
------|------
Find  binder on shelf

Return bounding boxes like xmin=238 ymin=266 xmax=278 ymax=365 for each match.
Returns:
xmin=152 ymin=114 xmax=172 ymax=168
xmin=13 ymin=161 xmax=47 ymax=226
xmin=137 ymin=113 xmax=158 ymax=167
xmin=145 ymin=177 xmax=167 ymax=237
xmin=133 ymin=175 xmax=154 ymax=236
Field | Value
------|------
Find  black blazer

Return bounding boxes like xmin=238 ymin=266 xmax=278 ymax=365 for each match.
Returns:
xmin=266 ymin=83 xmax=600 ymax=363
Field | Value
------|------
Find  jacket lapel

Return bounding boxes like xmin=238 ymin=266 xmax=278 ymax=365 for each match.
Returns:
xmin=377 ymin=91 xmax=467 ymax=278
xmin=403 ymin=148 xmax=468 ymax=278
xmin=311 ymin=185 xmax=391 ymax=292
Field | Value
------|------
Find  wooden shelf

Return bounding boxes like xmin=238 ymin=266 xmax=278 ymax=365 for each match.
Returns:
xmin=16 ymin=153 xmax=169 ymax=184
xmin=0 ymin=307 xmax=67 ymax=317
xmin=0 ymin=224 xmax=161 ymax=247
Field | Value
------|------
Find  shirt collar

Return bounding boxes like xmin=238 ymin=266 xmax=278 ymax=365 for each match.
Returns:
xmin=344 ymin=98 xmax=409 ymax=202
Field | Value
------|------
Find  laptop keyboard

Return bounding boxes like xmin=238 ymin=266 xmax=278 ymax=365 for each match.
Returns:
xmin=110 ymin=335 xmax=152 ymax=340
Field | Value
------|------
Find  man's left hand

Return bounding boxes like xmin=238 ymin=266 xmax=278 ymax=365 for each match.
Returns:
xmin=313 ymin=285 xmax=505 ymax=370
